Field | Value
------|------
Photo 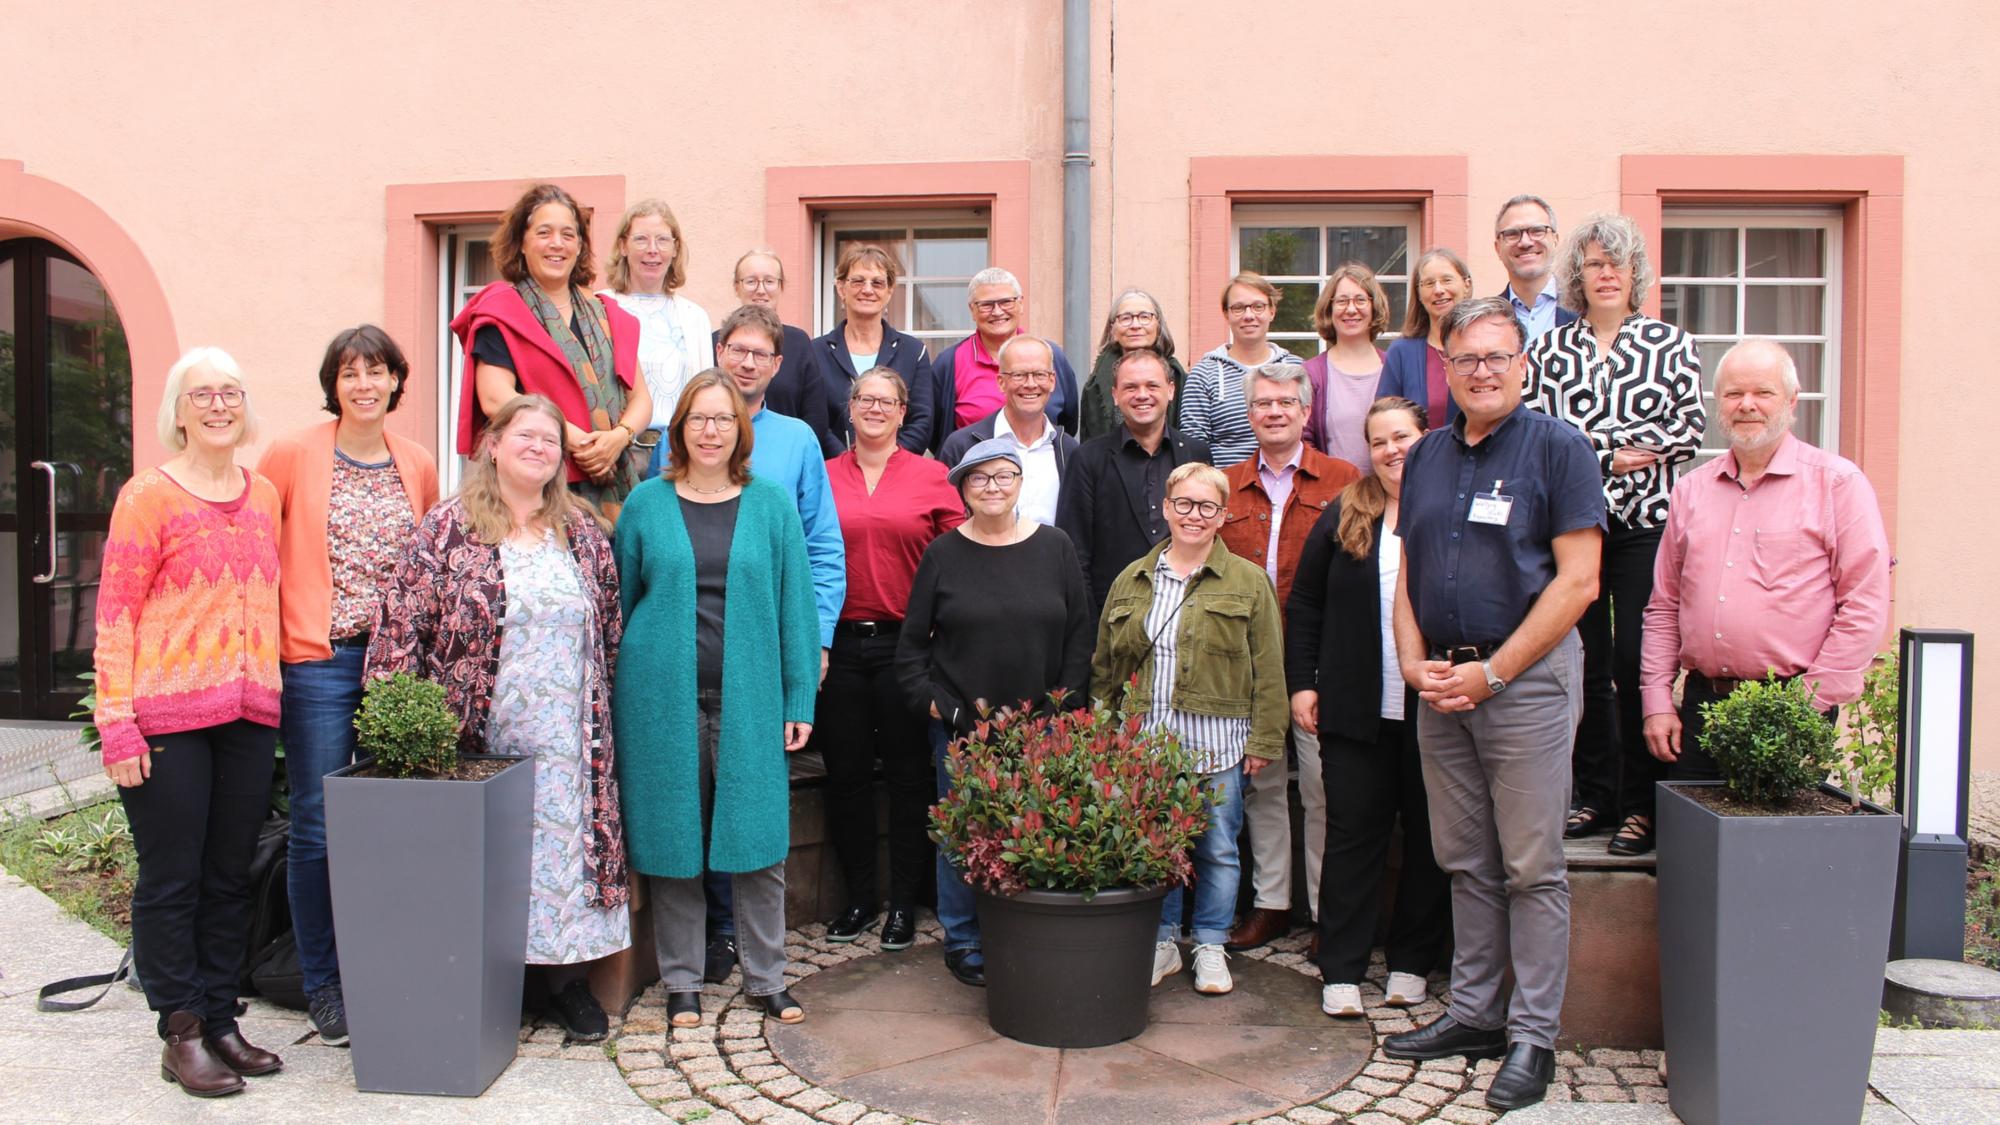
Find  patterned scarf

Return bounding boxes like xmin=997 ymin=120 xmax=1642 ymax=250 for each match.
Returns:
xmin=515 ymin=280 xmax=643 ymax=525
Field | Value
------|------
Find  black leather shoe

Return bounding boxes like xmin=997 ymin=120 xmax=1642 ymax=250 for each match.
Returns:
xmin=944 ymin=948 xmax=985 ymax=987
xmin=826 ymin=905 xmax=878 ymax=943
xmin=703 ymin=934 xmax=738 ymax=983
xmin=1485 ymin=1042 xmax=1556 ymax=1109
xmin=667 ymin=992 xmax=702 ymax=1028
xmin=1383 ymin=1014 xmax=1508 ymax=1061
xmin=880 ymin=908 xmax=917 ymax=951
xmin=549 ymin=979 xmax=609 ymax=1042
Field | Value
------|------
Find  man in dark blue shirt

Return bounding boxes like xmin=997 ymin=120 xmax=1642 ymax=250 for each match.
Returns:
xmin=1382 ymin=297 xmax=1604 ymax=1111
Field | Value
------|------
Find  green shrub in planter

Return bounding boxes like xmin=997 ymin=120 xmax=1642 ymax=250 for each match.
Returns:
xmin=1697 ymin=674 xmax=1838 ymax=805
xmin=353 ymin=673 xmax=460 ymax=778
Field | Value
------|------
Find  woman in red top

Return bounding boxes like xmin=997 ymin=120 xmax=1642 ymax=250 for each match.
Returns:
xmin=817 ymin=369 xmax=964 ymax=950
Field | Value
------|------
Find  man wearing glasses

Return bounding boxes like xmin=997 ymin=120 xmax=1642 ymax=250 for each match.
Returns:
xmin=938 ymin=335 xmax=1080 ymax=526
xmin=1492 ymin=195 xmax=1579 ymax=341
xmin=1215 ymin=364 xmax=1360 ymax=956
xmin=1383 ymin=297 xmax=1603 ymax=1110
xmin=915 ymin=267 xmax=1078 ymax=455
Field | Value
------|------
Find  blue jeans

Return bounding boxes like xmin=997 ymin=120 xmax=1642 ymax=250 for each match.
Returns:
xmin=1158 ymin=764 xmax=1246 ymax=947
xmin=930 ymin=719 xmax=980 ymax=957
xmin=279 ymin=640 xmax=368 ymax=994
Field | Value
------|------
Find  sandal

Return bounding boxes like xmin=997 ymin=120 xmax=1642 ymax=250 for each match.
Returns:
xmin=1564 ymin=805 xmax=1607 ymax=839
xmin=1607 ymin=813 xmax=1656 ymax=856
xmin=754 ymin=988 xmax=805 ymax=1024
xmin=668 ymin=992 xmax=702 ymax=1028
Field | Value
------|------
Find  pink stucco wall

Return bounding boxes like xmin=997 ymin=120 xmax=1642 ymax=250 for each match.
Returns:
xmin=4 ymin=0 xmax=1994 ymax=766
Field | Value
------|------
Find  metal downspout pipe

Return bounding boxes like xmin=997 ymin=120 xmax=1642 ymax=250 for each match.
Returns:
xmin=1061 ymin=0 xmax=1091 ymax=412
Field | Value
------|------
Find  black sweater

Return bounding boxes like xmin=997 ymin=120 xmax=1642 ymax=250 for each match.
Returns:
xmin=895 ymin=525 xmax=1094 ymax=733
xmin=1285 ymin=498 xmax=1418 ymax=744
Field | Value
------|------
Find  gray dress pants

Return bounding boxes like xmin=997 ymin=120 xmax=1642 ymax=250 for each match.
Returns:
xmin=1416 ymin=630 xmax=1583 ymax=1050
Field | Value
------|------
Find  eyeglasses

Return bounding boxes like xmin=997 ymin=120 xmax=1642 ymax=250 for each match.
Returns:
xmin=684 ymin=412 xmax=739 ymax=433
xmin=723 ymin=343 xmax=778 ymax=366
xmin=185 ymin=388 xmax=246 ymax=409
xmin=627 ymin=235 xmax=676 ymax=251
xmin=842 ymin=276 xmax=890 ymax=291
xmin=1497 ymin=225 xmax=1555 ymax=243
xmin=737 ymin=275 xmax=782 ymax=291
xmin=1250 ymin=396 xmax=1301 ymax=412
xmin=1226 ymin=301 xmax=1272 ymax=316
xmin=1113 ymin=311 xmax=1158 ymax=326
xmin=852 ymin=394 xmax=904 ymax=412
xmin=1446 ymin=352 xmax=1519 ymax=376
xmin=1581 ymin=258 xmax=1623 ymax=275
xmin=965 ymin=470 xmax=1022 ymax=489
xmin=508 ymin=429 xmax=561 ymax=450
xmin=1330 ymin=296 xmax=1371 ymax=310
xmin=972 ymin=296 xmax=1020 ymax=315
xmin=1417 ymin=276 xmax=1464 ymax=293
xmin=1003 ymin=369 xmax=1056 ymax=385
xmin=1167 ymin=497 xmax=1224 ymax=519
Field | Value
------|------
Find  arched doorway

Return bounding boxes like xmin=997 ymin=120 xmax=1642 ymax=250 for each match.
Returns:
xmin=0 ymin=238 xmax=134 ymax=719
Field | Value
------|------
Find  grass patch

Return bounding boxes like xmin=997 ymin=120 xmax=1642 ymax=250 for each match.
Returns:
xmin=0 ymin=798 xmax=136 ymax=942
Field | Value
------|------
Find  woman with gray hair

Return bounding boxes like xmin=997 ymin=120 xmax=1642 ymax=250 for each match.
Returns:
xmin=1525 ymin=212 xmax=1705 ymax=857
xmin=1080 ymin=287 xmax=1185 ymax=440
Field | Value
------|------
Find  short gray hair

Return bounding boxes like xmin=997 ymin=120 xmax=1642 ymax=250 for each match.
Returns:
xmin=157 ymin=346 xmax=259 ymax=451
xmin=1494 ymin=193 xmax=1557 ymax=233
xmin=1247 ymin=363 xmax=1312 ymax=410
xmin=967 ymin=267 xmax=1021 ymax=299
xmin=1439 ymin=297 xmax=1526 ymax=353
xmin=1716 ymin=338 xmax=1800 ymax=397
xmin=995 ymin=334 xmax=1052 ymax=369
xmin=1556 ymin=213 xmax=1654 ymax=313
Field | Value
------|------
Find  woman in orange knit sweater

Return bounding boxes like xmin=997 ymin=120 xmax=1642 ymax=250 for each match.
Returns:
xmin=94 ymin=347 xmax=284 ymax=1098
xmin=256 ymin=326 xmax=439 ymax=1048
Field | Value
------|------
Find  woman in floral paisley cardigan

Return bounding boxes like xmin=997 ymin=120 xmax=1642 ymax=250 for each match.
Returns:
xmin=365 ymin=394 xmax=631 ymax=1041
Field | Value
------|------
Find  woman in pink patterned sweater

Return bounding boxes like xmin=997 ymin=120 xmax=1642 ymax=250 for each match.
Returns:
xmin=93 ymin=346 xmax=284 ymax=1098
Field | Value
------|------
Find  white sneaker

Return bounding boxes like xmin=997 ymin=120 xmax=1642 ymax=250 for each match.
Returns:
xmin=1384 ymin=971 xmax=1428 ymax=1007
xmin=1321 ymin=982 xmax=1364 ymax=1017
xmin=1190 ymin=943 xmax=1233 ymax=994
xmin=1151 ymin=941 xmax=1183 ymax=986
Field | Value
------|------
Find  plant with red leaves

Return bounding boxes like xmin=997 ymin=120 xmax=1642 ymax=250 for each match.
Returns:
xmin=929 ymin=687 xmax=1212 ymax=898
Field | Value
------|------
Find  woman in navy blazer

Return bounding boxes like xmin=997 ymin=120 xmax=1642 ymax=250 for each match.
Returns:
xmin=813 ymin=244 xmax=937 ymax=452
xmin=1375 ymin=248 xmax=1474 ymax=428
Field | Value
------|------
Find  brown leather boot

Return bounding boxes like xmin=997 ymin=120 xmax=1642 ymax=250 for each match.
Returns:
xmin=160 ymin=1011 xmax=245 ymax=1097
xmin=1225 ymin=907 xmax=1291 ymax=951
xmin=206 ymin=1028 xmax=283 ymax=1076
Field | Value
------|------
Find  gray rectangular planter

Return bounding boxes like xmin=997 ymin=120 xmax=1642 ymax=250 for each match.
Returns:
xmin=326 ymin=754 xmax=535 ymax=1097
xmin=1656 ymin=781 xmax=1899 ymax=1125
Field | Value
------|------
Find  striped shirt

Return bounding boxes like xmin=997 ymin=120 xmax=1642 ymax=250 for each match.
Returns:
xmin=1141 ymin=552 xmax=1250 ymax=774
xmin=1180 ymin=341 xmax=1302 ymax=467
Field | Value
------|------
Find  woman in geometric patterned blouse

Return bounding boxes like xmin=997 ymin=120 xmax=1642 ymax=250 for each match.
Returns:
xmin=1525 ymin=213 xmax=1706 ymax=857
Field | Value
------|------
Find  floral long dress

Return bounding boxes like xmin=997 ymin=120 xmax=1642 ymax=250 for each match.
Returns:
xmin=490 ymin=532 xmax=631 ymax=964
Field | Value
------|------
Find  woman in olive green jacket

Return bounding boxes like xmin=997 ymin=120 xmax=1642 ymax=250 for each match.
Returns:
xmin=1089 ymin=461 xmax=1286 ymax=998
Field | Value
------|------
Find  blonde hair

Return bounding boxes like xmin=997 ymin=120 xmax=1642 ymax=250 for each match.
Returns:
xmin=1401 ymin=248 xmax=1474 ymax=339
xmin=157 ymin=346 xmax=260 ymax=451
xmin=605 ymin=198 xmax=689 ymax=295
xmin=456 ymin=395 xmax=590 ymax=548
xmin=1166 ymin=461 xmax=1229 ymax=506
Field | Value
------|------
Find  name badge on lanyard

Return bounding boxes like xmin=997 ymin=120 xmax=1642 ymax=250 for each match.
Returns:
xmin=1468 ymin=479 xmax=1514 ymax=526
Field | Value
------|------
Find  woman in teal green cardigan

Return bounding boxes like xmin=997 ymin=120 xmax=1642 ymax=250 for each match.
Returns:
xmin=614 ymin=371 xmax=820 ymax=1028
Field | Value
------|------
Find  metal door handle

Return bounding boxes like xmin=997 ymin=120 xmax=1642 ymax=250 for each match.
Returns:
xmin=30 ymin=460 xmax=56 ymax=583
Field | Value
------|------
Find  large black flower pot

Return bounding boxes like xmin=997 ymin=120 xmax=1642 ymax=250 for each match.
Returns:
xmin=1656 ymin=781 xmax=1899 ymax=1125
xmin=975 ymin=884 xmax=1170 ymax=1048
xmin=325 ymin=754 xmax=535 ymax=1096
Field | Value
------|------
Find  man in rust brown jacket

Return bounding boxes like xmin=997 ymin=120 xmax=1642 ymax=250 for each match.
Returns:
xmin=1218 ymin=363 xmax=1362 ymax=952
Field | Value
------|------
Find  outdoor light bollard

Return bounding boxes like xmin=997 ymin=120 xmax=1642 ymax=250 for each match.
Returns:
xmin=1890 ymin=627 xmax=1974 ymax=962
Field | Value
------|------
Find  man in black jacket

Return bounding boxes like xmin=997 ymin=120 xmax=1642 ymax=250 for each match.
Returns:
xmin=1056 ymin=348 xmax=1213 ymax=615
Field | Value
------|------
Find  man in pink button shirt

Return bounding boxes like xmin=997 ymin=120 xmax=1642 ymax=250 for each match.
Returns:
xmin=1640 ymin=338 xmax=1891 ymax=780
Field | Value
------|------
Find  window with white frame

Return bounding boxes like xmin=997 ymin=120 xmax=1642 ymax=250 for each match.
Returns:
xmin=814 ymin=211 xmax=991 ymax=354
xmin=436 ymin=223 xmax=497 ymax=491
xmin=1659 ymin=209 xmax=1841 ymax=460
xmin=1232 ymin=205 xmax=1419 ymax=353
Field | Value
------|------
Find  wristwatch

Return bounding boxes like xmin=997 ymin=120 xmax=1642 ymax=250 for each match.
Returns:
xmin=1481 ymin=661 xmax=1508 ymax=695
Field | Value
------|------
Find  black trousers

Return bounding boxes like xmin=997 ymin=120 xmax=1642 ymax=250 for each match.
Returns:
xmin=813 ymin=628 xmax=934 ymax=908
xmin=1313 ymin=718 xmax=1452 ymax=983
xmin=1572 ymin=520 xmax=1664 ymax=820
xmin=118 ymin=719 xmax=277 ymax=1038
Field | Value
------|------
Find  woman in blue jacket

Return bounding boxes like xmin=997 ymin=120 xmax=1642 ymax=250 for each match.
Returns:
xmin=1376 ymin=248 xmax=1474 ymax=428
xmin=812 ymin=244 xmax=937 ymax=449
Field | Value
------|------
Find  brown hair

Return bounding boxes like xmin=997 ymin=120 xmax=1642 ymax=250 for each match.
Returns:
xmin=490 ymin=183 xmax=595 ymax=289
xmin=1336 ymin=396 xmax=1427 ymax=560
xmin=717 ymin=304 xmax=784 ymax=354
xmin=1400 ymin=248 xmax=1473 ymax=340
xmin=1219 ymin=271 xmax=1280 ymax=313
xmin=836 ymin=243 xmax=901 ymax=289
xmin=604 ymin=198 xmax=688 ymax=295
xmin=457 ymin=395 xmax=589 ymax=548
xmin=1313 ymin=263 xmax=1391 ymax=342
xmin=316 ymin=324 xmax=408 ymax=416
xmin=852 ymin=367 xmax=908 ymax=403
xmin=664 ymin=370 xmax=754 ymax=486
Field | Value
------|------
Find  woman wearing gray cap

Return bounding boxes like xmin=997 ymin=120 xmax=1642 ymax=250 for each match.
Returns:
xmin=896 ymin=435 xmax=1094 ymax=987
